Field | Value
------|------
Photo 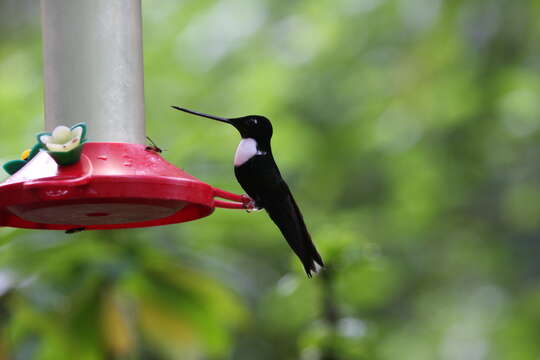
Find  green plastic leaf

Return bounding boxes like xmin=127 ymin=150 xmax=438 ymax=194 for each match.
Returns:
xmin=28 ymin=143 xmax=43 ymax=160
xmin=3 ymin=160 xmax=27 ymax=175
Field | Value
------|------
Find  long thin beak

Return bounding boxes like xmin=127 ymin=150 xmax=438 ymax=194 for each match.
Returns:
xmin=171 ymin=106 xmax=231 ymax=124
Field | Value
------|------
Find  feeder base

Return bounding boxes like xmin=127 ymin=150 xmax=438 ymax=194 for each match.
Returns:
xmin=0 ymin=142 xmax=249 ymax=230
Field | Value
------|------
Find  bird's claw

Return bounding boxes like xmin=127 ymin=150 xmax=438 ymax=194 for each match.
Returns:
xmin=241 ymin=194 xmax=262 ymax=213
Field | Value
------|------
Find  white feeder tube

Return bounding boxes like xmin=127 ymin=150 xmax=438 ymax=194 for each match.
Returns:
xmin=41 ymin=0 xmax=146 ymax=143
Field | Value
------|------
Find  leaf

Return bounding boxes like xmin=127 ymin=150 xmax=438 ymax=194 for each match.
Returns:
xmin=2 ymin=160 xmax=26 ymax=175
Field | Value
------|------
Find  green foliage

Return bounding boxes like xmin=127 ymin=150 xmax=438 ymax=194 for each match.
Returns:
xmin=2 ymin=0 xmax=540 ymax=359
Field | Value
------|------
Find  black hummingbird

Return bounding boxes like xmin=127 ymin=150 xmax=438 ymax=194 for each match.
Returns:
xmin=172 ymin=106 xmax=324 ymax=276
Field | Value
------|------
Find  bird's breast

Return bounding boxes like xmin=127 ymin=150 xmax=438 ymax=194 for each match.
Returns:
xmin=234 ymin=138 xmax=264 ymax=166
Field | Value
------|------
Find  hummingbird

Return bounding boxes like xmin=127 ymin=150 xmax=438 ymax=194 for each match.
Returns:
xmin=172 ymin=106 xmax=324 ymax=276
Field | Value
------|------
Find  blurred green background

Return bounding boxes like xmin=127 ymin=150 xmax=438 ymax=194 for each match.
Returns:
xmin=1 ymin=0 xmax=540 ymax=359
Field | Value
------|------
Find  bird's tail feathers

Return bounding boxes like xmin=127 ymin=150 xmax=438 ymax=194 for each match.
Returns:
xmin=265 ymin=191 xmax=324 ymax=277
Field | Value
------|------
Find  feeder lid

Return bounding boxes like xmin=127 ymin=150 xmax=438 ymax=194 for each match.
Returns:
xmin=0 ymin=142 xmax=250 ymax=230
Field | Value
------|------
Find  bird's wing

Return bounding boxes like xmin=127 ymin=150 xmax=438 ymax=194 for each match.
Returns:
xmin=263 ymin=180 xmax=324 ymax=277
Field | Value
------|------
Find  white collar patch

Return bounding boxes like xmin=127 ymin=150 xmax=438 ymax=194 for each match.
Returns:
xmin=234 ymin=138 xmax=264 ymax=166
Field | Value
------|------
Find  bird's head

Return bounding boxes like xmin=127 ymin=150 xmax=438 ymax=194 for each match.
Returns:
xmin=172 ymin=106 xmax=273 ymax=143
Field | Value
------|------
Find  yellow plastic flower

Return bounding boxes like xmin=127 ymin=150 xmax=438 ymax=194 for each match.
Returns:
xmin=20 ymin=149 xmax=31 ymax=160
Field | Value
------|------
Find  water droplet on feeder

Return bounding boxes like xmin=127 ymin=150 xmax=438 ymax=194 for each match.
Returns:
xmin=45 ymin=189 xmax=69 ymax=198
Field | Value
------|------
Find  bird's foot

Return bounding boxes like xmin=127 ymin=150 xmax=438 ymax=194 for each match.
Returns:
xmin=241 ymin=195 xmax=262 ymax=213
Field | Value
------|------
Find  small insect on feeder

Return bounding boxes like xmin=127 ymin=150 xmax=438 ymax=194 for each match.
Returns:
xmin=0 ymin=0 xmax=250 ymax=231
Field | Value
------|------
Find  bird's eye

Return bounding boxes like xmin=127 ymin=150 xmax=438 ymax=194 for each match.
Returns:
xmin=250 ymin=118 xmax=258 ymax=125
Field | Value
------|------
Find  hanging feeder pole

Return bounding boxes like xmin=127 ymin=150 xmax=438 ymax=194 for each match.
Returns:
xmin=41 ymin=0 xmax=146 ymax=144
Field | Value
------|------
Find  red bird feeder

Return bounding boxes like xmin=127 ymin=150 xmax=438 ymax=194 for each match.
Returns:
xmin=0 ymin=0 xmax=250 ymax=231
xmin=0 ymin=143 xmax=250 ymax=230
